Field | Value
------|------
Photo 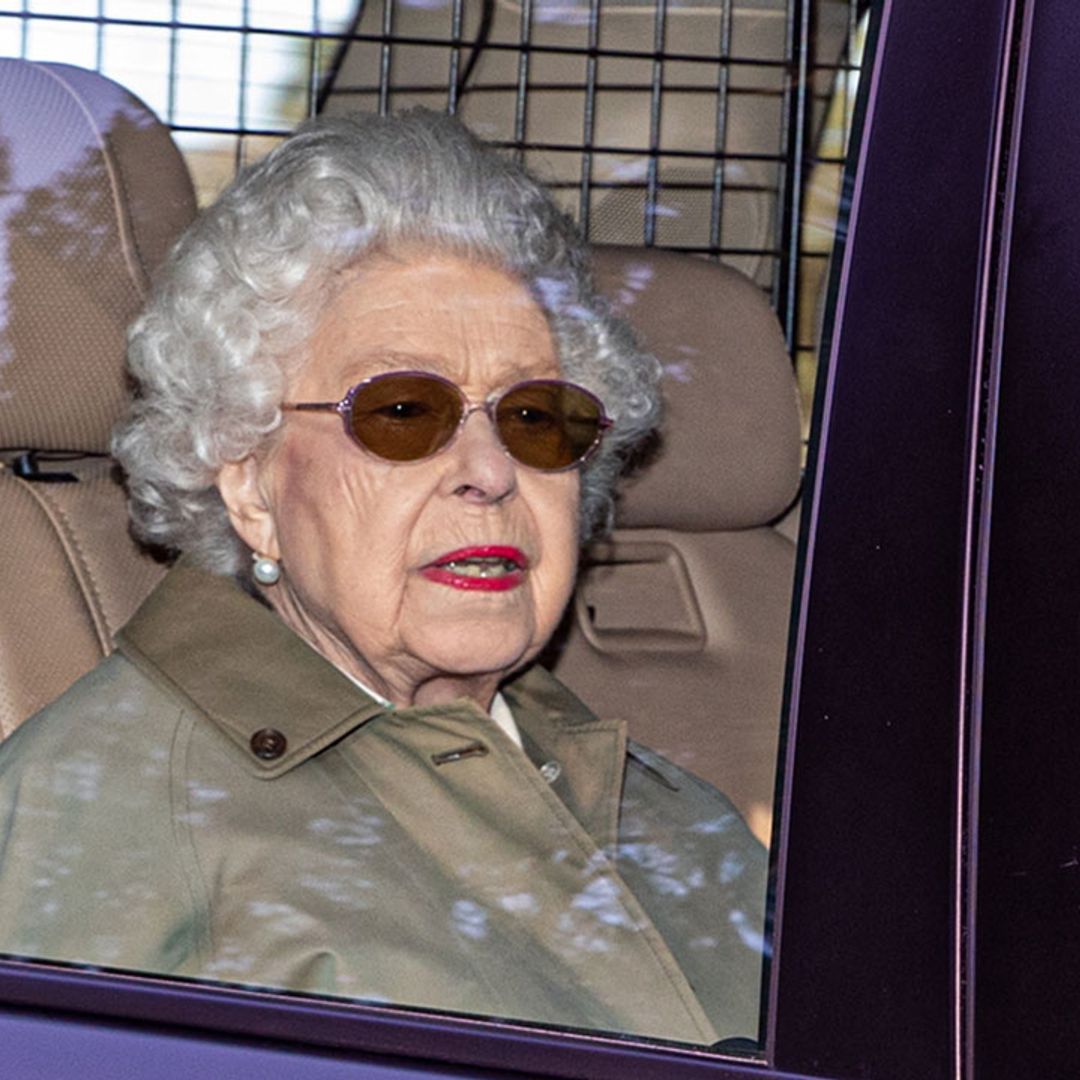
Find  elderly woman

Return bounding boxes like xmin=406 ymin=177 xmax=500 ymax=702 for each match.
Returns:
xmin=0 ymin=111 xmax=765 ymax=1046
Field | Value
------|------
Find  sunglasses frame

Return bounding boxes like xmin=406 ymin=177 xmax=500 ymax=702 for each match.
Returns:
xmin=281 ymin=369 xmax=613 ymax=473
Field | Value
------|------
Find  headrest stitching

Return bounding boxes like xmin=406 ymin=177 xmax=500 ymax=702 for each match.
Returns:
xmin=13 ymin=475 xmax=113 ymax=654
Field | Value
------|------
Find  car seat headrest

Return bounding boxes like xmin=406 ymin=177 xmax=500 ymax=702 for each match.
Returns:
xmin=592 ymin=246 xmax=802 ymax=532
xmin=0 ymin=59 xmax=196 ymax=454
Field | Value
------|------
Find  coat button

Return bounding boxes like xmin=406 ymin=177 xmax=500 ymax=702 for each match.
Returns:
xmin=539 ymin=760 xmax=561 ymax=784
xmin=250 ymin=727 xmax=287 ymax=760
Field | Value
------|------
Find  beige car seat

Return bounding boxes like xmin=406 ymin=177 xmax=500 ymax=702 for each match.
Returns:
xmin=549 ymin=246 xmax=802 ymax=840
xmin=0 ymin=59 xmax=196 ymax=738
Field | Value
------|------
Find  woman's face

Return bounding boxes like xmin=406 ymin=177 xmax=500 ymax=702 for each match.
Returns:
xmin=218 ymin=252 xmax=582 ymax=709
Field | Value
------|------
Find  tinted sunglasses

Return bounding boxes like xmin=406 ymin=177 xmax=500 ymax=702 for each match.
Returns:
xmin=282 ymin=370 xmax=612 ymax=472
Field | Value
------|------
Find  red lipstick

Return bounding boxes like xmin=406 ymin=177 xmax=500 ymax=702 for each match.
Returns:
xmin=420 ymin=545 xmax=528 ymax=592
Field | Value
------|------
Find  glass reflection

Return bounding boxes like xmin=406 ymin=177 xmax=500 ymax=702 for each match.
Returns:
xmin=0 ymin=77 xmax=769 ymax=1050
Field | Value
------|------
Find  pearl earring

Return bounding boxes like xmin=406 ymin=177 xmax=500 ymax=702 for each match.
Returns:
xmin=252 ymin=552 xmax=281 ymax=586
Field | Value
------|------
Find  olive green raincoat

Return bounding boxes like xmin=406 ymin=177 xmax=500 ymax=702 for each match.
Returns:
xmin=0 ymin=562 xmax=766 ymax=1045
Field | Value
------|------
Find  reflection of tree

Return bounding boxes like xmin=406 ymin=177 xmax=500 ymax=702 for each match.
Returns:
xmin=0 ymin=110 xmax=163 ymax=445
xmin=10 ymin=112 xmax=152 ymax=296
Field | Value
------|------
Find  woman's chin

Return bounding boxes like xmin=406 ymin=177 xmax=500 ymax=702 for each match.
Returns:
xmin=405 ymin=620 xmax=536 ymax=685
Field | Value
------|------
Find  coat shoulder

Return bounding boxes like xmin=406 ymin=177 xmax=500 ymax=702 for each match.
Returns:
xmin=625 ymin=740 xmax=759 ymax=839
xmin=0 ymin=651 xmax=186 ymax=770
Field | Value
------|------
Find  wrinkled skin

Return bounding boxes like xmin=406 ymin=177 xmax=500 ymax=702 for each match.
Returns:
xmin=216 ymin=252 xmax=581 ymax=709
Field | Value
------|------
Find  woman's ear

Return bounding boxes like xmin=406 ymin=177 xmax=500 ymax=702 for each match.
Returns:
xmin=215 ymin=456 xmax=280 ymax=560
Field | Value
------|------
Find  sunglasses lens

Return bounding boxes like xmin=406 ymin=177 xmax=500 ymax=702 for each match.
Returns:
xmin=495 ymin=382 xmax=606 ymax=470
xmin=349 ymin=374 xmax=462 ymax=462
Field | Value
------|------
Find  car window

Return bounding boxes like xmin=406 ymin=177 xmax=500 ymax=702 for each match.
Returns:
xmin=0 ymin=0 xmax=872 ymax=1067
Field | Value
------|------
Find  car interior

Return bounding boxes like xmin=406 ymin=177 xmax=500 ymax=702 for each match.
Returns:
xmin=0 ymin=56 xmax=800 ymax=848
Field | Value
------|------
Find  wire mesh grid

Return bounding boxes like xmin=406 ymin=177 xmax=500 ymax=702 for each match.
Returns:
xmin=0 ymin=0 xmax=867 ymax=396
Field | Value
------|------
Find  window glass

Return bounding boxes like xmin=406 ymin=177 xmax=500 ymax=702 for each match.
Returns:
xmin=0 ymin=0 xmax=870 ymax=1060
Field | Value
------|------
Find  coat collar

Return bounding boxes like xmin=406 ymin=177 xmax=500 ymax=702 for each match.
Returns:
xmin=503 ymin=670 xmax=627 ymax=849
xmin=116 ymin=560 xmax=387 ymax=779
xmin=115 ymin=560 xmax=625 ymax=831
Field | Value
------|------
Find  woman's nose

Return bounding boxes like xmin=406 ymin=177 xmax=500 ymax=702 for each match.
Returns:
xmin=443 ymin=409 xmax=518 ymax=504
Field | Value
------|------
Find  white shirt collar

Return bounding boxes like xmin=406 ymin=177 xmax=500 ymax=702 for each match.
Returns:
xmin=489 ymin=691 xmax=523 ymax=748
xmin=337 ymin=667 xmax=522 ymax=749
